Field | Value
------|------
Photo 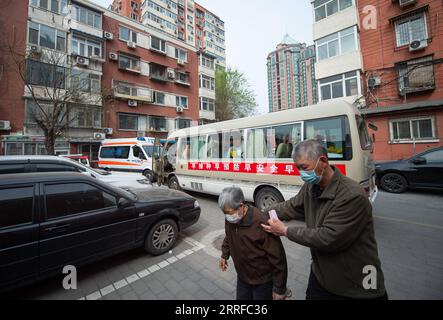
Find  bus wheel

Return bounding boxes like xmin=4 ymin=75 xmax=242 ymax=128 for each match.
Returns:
xmin=143 ymin=170 xmax=154 ymax=183
xmin=255 ymin=187 xmax=284 ymax=211
xmin=144 ymin=219 xmax=178 ymax=255
xmin=168 ymin=176 xmax=181 ymax=190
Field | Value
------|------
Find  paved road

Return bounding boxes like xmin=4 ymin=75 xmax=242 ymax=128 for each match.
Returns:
xmin=3 ymin=189 xmax=443 ymax=300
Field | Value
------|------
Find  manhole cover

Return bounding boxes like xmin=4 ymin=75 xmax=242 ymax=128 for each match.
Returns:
xmin=212 ymin=235 xmax=225 ymax=250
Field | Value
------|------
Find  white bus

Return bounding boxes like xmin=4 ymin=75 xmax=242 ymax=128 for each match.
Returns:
xmin=98 ymin=137 xmax=155 ymax=180
xmin=154 ymin=100 xmax=377 ymax=210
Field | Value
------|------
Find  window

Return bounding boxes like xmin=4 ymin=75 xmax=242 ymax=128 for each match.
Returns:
xmin=396 ymin=56 xmax=435 ymax=95
xmin=274 ymin=124 xmax=302 ymax=159
xmin=176 ymin=71 xmax=190 ymax=84
xmin=31 ymin=0 xmax=67 ymax=15
xmin=356 ymin=115 xmax=372 ymax=151
xmin=119 ymin=114 xmax=139 ymax=130
xmin=201 ymin=55 xmax=214 ymax=69
xmin=176 ymin=118 xmax=191 ymax=130
xmin=317 ymin=27 xmax=356 ymax=61
xmin=70 ymin=105 xmax=101 ymax=128
xmin=100 ymin=146 xmax=131 ymax=159
xmin=72 ymin=5 xmax=102 ymax=29
xmin=153 ymin=91 xmax=165 ymax=104
xmin=149 ymin=116 xmax=167 ymax=132
xmin=35 ymin=164 xmax=79 ymax=172
xmin=319 ymin=71 xmax=359 ymax=101
xmin=0 ymin=186 xmax=34 ymax=228
xmin=200 ymin=97 xmax=214 ymax=111
xmin=119 ymin=26 xmax=137 ymax=43
xmin=175 ymin=48 xmax=187 ymax=62
xmin=118 ymin=54 xmax=140 ymax=71
xmin=222 ymin=131 xmax=244 ymax=160
xmin=200 ymin=75 xmax=215 ymax=90
xmin=45 ymin=183 xmax=117 ymax=219
xmin=26 ymin=60 xmax=66 ymax=89
xmin=395 ymin=13 xmax=427 ymax=47
xmin=314 ymin=0 xmax=353 ymax=22
xmin=176 ymin=96 xmax=188 ymax=108
xmin=150 ymin=63 xmax=167 ymax=80
xmin=150 ymin=36 xmax=166 ymax=53
xmin=390 ymin=117 xmax=436 ymax=141
xmin=305 ymin=116 xmax=352 ymax=160
xmin=71 ymin=72 xmax=101 ymax=93
xmin=132 ymin=146 xmax=146 ymax=159
xmin=28 ymin=22 xmax=66 ymax=51
xmin=25 ymin=100 xmax=67 ymax=125
xmin=0 ymin=164 xmax=26 ymax=174
xmin=131 ymin=13 xmax=138 ymax=21
xmin=71 ymin=36 xmax=102 ymax=57
xmin=423 ymin=149 xmax=443 ymax=163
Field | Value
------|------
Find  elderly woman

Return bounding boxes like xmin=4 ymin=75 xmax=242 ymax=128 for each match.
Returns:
xmin=218 ymin=187 xmax=288 ymax=300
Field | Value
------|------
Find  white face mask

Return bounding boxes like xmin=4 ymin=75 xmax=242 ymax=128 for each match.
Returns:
xmin=225 ymin=213 xmax=242 ymax=224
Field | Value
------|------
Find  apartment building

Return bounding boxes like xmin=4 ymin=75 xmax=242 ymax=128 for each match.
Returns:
xmin=267 ymin=35 xmax=318 ymax=113
xmin=357 ymin=0 xmax=443 ymax=160
xmin=113 ymin=0 xmax=226 ymax=124
xmin=311 ymin=0 xmax=363 ymax=104
xmin=0 ymin=0 xmax=199 ymax=163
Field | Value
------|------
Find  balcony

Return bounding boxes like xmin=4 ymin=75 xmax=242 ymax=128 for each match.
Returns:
xmin=150 ymin=63 xmax=168 ymax=82
xmin=397 ymin=56 xmax=435 ymax=96
xmin=113 ymin=81 xmax=153 ymax=102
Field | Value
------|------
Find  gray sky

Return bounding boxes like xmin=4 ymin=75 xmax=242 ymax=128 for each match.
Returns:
xmin=92 ymin=0 xmax=314 ymax=114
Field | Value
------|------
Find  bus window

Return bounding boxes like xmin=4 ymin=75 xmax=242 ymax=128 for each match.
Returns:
xmin=222 ymin=130 xmax=243 ymax=160
xmin=178 ymin=137 xmax=190 ymax=161
xmin=207 ymin=133 xmax=221 ymax=159
xmin=274 ymin=123 xmax=302 ymax=159
xmin=190 ymin=136 xmax=206 ymax=160
xmin=247 ymin=128 xmax=272 ymax=161
xmin=304 ymin=116 xmax=352 ymax=160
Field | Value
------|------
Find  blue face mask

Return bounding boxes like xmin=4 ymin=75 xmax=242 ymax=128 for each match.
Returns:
xmin=225 ymin=213 xmax=242 ymax=224
xmin=299 ymin=158 xmax=323 ymax=185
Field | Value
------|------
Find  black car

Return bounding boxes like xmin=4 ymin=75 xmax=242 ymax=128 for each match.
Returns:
xmin=375 ymin=146 xmax=443 ymax=193
xmin=0 ymin=172 xmax=200 ymax=293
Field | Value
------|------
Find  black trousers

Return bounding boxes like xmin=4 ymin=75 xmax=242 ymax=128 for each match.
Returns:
xmin=306 ymin=270 xmax=388 ymax=300
xmin=236 ymin=277 xmax=273 ymax=300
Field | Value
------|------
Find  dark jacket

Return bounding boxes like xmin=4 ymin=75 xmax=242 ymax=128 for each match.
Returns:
xmin=221 ymin=206 xmax=288 ymax=295
xmin=270 ymin=166 xmax=386 ymax=299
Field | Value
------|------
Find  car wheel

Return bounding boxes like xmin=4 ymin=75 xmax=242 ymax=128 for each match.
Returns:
xmin=145 ymin=219 xmax=178 ymax=256
xmin=143 ymin=170 xmax=154 ymax=183
xmin=255 ymin=187 xmax=284 ymax=211
xmin=168 ymin=176 xmax=181 ymax=190
xmin=380 ymin=173 xmax=408 ymax=193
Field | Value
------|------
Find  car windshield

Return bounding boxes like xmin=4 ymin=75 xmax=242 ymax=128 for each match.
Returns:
xmin=65 ymin=158 xmax=110 ymax=175
xmin=142 ymin=146 xmax=154 ymax=158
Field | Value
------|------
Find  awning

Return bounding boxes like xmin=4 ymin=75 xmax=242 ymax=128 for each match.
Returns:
xmin=360 ymin=99 xmax=443 ymax=115
xmin=389 ymin=5 xmax=429 ymax=23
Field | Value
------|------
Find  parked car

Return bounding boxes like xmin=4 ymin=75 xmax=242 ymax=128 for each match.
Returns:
xmin=0 ymin=156 xmax=151 ymax=190
xmin=60 ymin=154 xmax=90 ymax=166
xmin=0 ymin=172 xmax=201 ymax=293
xmin=375 ymin=147 xmax=443 ymax=193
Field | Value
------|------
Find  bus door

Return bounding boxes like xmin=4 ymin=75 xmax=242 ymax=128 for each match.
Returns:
xmin=152 ymin=138 xmax=165 ymax=185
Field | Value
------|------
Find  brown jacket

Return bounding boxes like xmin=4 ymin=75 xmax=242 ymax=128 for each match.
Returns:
xmin=270 ymin=166 xmax=386 ymax=299
xmin=221 ymin=206 xmax=288 ymax=294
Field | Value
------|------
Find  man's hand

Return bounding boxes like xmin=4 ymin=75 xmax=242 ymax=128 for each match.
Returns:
xmin=261 ymin=219 xmax=288 ymax=237
xmin=219 ymin=258 xmax=228 ymax=272
xmin=272 ymin=292 xmax=287 ymax=300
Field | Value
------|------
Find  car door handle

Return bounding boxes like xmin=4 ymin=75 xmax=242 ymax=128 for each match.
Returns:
xmin=45 ymin=224 xmax=71 ymax=232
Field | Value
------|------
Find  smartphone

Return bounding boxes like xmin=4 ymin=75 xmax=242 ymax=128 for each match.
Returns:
xmin=269 ymin=210 xmax=278 ymax=220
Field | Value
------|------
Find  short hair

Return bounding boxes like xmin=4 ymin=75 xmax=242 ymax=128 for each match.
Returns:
xmin=292 ymin=139 xmax=328 ymax=162
xmin=218 ymin=187 xmax=245 ymax=211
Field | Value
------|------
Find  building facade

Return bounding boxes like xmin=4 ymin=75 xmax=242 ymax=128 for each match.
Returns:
xmin=113 ymin=0 xmax=226 ymax=124
xmin=357 ymin=0 xmax=443 ymax=161
xmin=311 ymin=0 xmax=363 ymax=105
xmin=267 ymin=35 xmax=318 ymax=113
xmin=0 ymin=0 xmax=205 ymax=163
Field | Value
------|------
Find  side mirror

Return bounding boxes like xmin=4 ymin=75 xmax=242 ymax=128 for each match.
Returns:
xmin=118 ymin=198 xmax=131 ymax=208
xmin=412 ymin=157 xmax=426 ymax=165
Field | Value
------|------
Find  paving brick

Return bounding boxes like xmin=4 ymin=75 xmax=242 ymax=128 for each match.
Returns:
xmin=144 ymin=277 xmax=166 ymax=295
xmin=180 ymin=278 xmax=200 ymax=294
xmin=121 ymin=291 xmax=139 ymax=300
xmin=130 ymin=280 xmax=149 ymax=295
xmin=199 ymin=278 xmax=218 ymax=294
xmin=164 ymin=279 xmax=183 ymax=295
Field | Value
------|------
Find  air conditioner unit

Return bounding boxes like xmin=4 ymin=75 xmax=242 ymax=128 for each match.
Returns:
xmin=399 ymin=0 xmax=417 ymax=8
xmin=176 ymin=106 xmax=184 ymax=113
xmin=109 ymin=52 xmax=118 ymax=60
xmin=128 ymin=99 xmax=138 ymax=107
xmin=160 ymin=24 xmax=165 ymax=29
xmin=127 ymin=41 xmax=136 ymax=49
xmin=103 ymin=31 xmax=114 ymax=40
xmin=409 ymin=39 xmax=428 ymax=52
xmin=367 ymin=77 xmax=381 ymax=89
xmin=104 ymin=128 xmax=113 ymax=135
xmin=76 ymin=56 xmax=89 ymax=66
xmin=29 ymin=45 xmax=42 ymax=55
xmin=0 ymin=120 xmax=11 ymax=130
xmin=94 ymin=132 xmax=106 ymax=140
xmin=167 ymin=70 xmax=176 ymax=79
xmin=177 ymin=59 xmax=185 ymax=65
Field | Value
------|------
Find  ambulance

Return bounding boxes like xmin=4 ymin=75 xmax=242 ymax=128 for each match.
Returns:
xmin=98 ymin=137 xmax=155 ymax=181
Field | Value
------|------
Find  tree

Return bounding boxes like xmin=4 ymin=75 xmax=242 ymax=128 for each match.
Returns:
xmin=3 ymin=38 xmax=107 ymax=155
xmin=215 ymin=67 xmax=258 ymax=121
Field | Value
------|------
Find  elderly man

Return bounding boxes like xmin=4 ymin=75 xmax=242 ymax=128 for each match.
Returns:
xmin=219 ymin=187 xmax=288 ymax=300
xmin=261 ymin=139 xmax=387 ymax=300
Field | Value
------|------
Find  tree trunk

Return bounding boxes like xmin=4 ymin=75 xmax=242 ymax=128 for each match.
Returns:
xmin=44 ymin=130 xmax=56 ymax=155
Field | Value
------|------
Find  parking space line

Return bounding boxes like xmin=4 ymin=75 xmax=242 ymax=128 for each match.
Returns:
xmin=374 ymin=215 xmax=443 ymax=230
xmin=79 ymin=236 xmax=205 ymax=300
